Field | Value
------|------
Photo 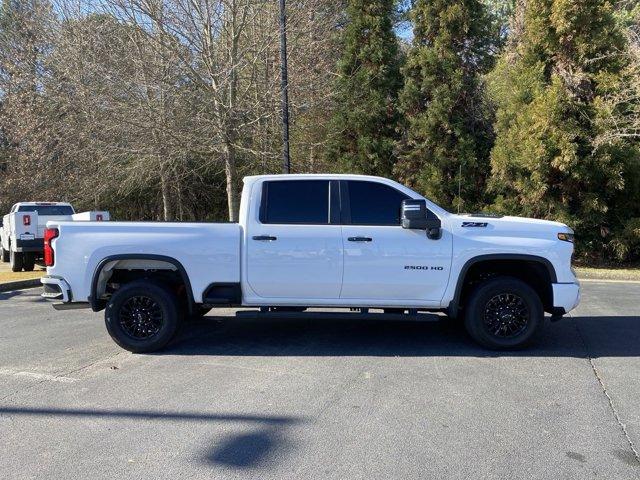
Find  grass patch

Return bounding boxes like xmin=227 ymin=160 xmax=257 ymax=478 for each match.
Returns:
xmin=0 ymin=270 xmax=44 ymax=284
xmin=575 ymin=267 xmax=640 ymax=281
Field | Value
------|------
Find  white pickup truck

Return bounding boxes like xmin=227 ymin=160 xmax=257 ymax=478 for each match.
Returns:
xmin=41 ymin=174 xmax=580 ymax=352
xmin=1 ymin=202 xmax=109 ymax=272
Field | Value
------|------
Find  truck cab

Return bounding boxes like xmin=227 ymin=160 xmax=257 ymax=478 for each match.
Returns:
xmin=40 ymin=174 xmax=580 ymax=352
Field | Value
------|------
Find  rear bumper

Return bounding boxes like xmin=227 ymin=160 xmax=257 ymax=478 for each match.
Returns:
xmin=552 ymin=282 xmax=580 ymax=314
xmin=15 ymin=238 xmax=44 ymax=253
xmin=41 ymin=276 xmax=72 ymax=302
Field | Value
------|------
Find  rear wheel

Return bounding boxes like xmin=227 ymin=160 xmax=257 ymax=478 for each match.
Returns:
xmin=464 ymin=276 xmax=543 ymax=350
xmin=105 ymin=281 xmax=180 ymax=353
xmin=10 ymin=249 xmax=24 ymax=272
xmin=0 ymin=243 xmax=9 ymax=263
xmin=22 ymin=253 xmax=35 ymax=271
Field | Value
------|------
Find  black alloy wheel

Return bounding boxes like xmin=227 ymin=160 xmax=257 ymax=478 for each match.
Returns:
xmin=464 ymin=276 xmax=544 ymax=350
xmin=482 ymin=292 xmax=530 ymax=338
xmin=119 ymin=295 xmax=164 ymax=340
xmin=105 ymin=280 xmax=180 ymax=353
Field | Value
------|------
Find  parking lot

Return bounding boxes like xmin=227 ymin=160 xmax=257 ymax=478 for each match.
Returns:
xmin=0 ymin=281 xmax=639 ymax=479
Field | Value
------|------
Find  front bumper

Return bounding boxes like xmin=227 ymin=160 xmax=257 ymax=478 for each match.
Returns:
xmin=552 ymin=282 xmax=581 ymax=314
xmin=41 ymin=276 xmax=72 ymax=302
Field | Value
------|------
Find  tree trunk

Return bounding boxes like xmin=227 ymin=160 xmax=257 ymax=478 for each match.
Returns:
xmin=176 ymin=180 xmax=184 ymax=221
xmin=224 ymin=140 xmax=239 ymax=222
xmin=160 ymin=171 xmax=173 ymax=221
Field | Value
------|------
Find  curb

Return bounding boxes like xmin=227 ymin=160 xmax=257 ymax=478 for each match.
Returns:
xmin=0 ymin=278 xmax=41 ymax=292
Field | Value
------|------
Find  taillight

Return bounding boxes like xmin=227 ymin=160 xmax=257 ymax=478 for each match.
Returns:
xmin=44 ymin=228 xmax=59 ymax=267
xmin=23 ymin=215 xmax=31 ymax=226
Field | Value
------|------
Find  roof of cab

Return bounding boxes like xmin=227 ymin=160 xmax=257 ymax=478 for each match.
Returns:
xmin=243 ymin=173 xmax=386 ymax=182
xmin=14 ymin=202 xmax=73 ymax=206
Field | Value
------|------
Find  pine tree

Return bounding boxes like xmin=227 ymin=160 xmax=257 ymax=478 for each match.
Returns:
xmin=326 ymin=0 xmax=402 ymax=177
xmin=396 ymin=0 xmax=496 ymax=212
xmin=487 ymin=0 xmax=638 ymax=259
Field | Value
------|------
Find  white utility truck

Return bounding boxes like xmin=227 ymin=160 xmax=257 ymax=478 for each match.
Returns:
xmin=1 ymin=202 xmax=109 ymax=272
xmin=40 ymin=175 xmax=580 ymax=352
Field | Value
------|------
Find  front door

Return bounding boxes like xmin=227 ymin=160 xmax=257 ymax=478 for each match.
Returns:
xmin=339 ymin=180 xmax=451 ymax=303
xmin=246 ymin=179 xmax=343 ymax=299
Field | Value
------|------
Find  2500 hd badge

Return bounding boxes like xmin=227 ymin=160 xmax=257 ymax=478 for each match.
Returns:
xmin=404 ymin=265 xmax=444 ymax=270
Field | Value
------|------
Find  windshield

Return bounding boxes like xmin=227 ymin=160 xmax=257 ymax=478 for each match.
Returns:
xmin=17 ymin=205 xmax=74 ymax=216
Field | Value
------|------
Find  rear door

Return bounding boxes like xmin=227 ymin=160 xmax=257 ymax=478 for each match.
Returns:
xmin=339 ymin=180 xmax=451 ymax=303
xmin=246 ymin=180 xmax=344 ymax=299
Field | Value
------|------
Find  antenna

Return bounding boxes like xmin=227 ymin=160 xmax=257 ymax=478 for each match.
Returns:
xmin=457 ymin=163 xmax=462 ymax=214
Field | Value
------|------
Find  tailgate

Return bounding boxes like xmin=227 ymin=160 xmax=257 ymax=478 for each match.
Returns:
xmin=13 ymin=212 xmax=39 ymax=241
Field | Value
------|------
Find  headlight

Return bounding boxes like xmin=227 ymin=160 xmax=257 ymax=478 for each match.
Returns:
xmin=558 ymin=232 xmax=575 ymax=243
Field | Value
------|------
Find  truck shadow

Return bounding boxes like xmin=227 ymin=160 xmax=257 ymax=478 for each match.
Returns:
xmin=167 ymin=315 xmax=640 ymax=358
xmin=0 ymin=289 xmax=28 ymax=301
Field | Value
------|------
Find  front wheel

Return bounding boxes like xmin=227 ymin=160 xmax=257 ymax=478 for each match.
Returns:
xmin=464 ymin=277 xmax=544 ymax=350
xmin=105 ymin=281 xmax=180 ymax=353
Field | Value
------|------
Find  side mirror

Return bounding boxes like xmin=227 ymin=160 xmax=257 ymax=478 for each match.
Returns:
xmin=401 ymin=199 xmax=442 ymax=240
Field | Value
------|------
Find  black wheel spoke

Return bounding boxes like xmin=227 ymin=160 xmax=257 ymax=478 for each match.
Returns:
xmin=119 ymin=295 xmax=164 ymax=340
xmin=483 ymin=292 xmax=530 ymax=339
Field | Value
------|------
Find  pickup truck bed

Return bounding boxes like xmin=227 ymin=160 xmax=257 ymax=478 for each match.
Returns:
xmin=49 ymin=221 xmax=240 ymax=304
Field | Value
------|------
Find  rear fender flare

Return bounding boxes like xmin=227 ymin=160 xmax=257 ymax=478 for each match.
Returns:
xmin=89 ymin=254 xmax=194 ymax=313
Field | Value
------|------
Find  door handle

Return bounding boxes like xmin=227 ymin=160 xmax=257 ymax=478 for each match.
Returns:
xmin=347 ymin=236 xmax=372 ymax=242
xmin=252 ymin=235 xmax=277 ymax=241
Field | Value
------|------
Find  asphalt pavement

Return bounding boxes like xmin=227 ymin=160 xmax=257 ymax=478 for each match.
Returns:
xmin=0 ymin=282 xmax=639 ymax=479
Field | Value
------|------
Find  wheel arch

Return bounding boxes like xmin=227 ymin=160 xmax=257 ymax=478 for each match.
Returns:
xmin=90 ymin=254 xmax=195 ymax=314
xmin=448 ymin=254 xmax=557 ymax=318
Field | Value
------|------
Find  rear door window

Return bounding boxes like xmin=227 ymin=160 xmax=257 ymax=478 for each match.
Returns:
xmin=260 ymin=180 xmax=330 ymax=224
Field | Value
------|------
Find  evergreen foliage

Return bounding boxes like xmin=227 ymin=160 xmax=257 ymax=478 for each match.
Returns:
xmin=395 ymin=0 xmax=496 ymax=212
xmin=487 ymin=0 xmax=640 ymax=260
xmin=326 ymin=0 xmax=402 ymax=177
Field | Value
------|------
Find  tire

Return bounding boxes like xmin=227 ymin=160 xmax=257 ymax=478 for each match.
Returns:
xmin=22 ymin=253 xmax=35 ymax=272
xmin=10 ymin=249 xmax=24 ymax=272
xmin=0 ymin=243 xmax=8 ymax=263
xmin=105 ymin=281 xmax=180 ymax=353
xmin=464 ymin=276 xmax=544 ymax=350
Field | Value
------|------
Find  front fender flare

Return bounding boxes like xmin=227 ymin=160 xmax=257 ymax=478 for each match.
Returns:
xmin=447 ymin=254 xmax=557 ymax=318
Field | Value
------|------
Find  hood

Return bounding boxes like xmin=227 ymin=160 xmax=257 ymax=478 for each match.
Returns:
xmin=449 ymin=213 xmax=572 ymax=237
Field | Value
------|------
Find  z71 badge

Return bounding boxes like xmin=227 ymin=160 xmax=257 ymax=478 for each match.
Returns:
xmin=461 ymin=222 xmax=488 ymax=228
